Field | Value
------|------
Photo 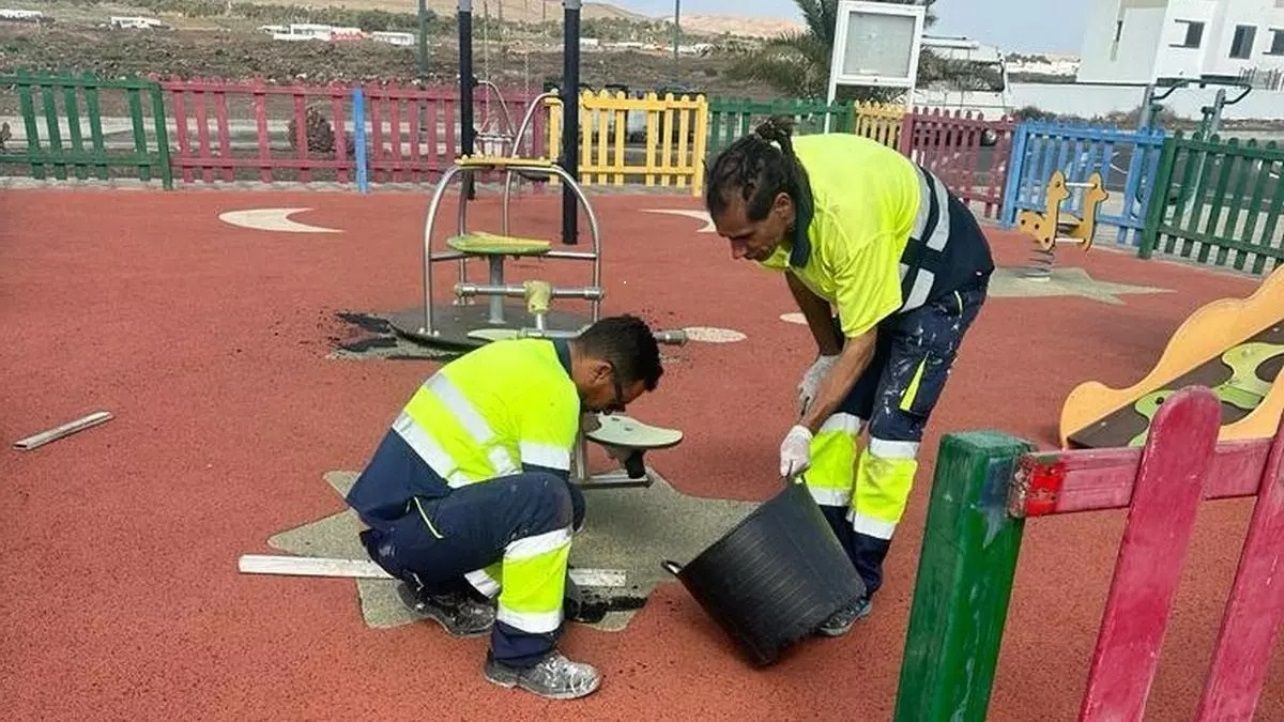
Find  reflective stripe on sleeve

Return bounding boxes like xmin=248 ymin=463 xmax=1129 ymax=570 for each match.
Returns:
xmin=519 ymin=441 xmax=571 ymax=471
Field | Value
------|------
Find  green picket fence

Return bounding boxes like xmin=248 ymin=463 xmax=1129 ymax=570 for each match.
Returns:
xmin=707 ymin=98 xmax=854 ymax=154
xmin=0 ymin=71 xmax=172 ymax=187
xmin=1140 ymin=133 xmax=1284 ymax=275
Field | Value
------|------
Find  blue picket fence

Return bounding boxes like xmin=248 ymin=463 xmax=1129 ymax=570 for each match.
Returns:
xmin=1000 ymin=122 xmax=1168 ymax=246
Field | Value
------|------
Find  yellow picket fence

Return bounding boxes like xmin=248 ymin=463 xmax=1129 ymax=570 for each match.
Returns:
xmin=854 ymin=102 xmax=906 ymax=149
xmin=546 ymin=90 xmax=709 ymax=195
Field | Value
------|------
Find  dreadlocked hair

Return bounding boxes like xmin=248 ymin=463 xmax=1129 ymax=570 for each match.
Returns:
xmin=704 ymin=115 xmax=809 ymax=221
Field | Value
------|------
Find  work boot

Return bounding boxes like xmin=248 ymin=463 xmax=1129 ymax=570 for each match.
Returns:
xmin=816 ymin=596 xmax=873 ymax=638
xmin=483 ymin=650 xmax=602 ymax=700
xmin=396 ymin=581 xmax=495 ymax=638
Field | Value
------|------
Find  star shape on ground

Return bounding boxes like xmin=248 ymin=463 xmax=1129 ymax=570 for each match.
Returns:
xmin=265 ymin=469 xmax=759 ymax=632
xmin=989 ymin=266 xmax=1171 ymax=305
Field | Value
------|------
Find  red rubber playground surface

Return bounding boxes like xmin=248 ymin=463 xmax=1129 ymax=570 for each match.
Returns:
xmin=2 ymin=187 xmax=1282 ymax=720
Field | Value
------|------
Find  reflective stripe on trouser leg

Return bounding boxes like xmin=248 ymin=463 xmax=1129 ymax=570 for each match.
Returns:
xmin=491 ymin=525 xmax=573 ymax=667
xmin=465 ymin=563 xmax=502 ymax=598
xmin=847 ymin=437 xmax=919 ymax=597
xmin=802 ymin=413 xmax=864 ymax=508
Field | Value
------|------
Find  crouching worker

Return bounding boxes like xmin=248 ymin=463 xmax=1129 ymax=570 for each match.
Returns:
xmin=345 ymin=315 xmax=664 ymax=700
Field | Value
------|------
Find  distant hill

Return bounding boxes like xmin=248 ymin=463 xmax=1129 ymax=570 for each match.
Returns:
xmin=666 ymin=14 xmax=801 ymax=39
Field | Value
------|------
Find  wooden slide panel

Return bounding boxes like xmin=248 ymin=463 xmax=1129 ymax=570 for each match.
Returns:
xmin=1060 ymin=267 xmax=1284 ymax=447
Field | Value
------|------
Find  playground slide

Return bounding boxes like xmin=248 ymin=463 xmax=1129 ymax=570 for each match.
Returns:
xmin=1059 ymin=266 xmax=1284 ymax=449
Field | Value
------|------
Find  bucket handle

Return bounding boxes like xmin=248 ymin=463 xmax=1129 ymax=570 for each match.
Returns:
xmin=661 ymin=560 xmax=683 ymax=577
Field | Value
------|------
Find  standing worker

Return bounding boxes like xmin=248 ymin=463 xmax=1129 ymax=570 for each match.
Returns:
xmin=703 ymin=118 xmax=993 ymax=635
xmin=345 ymin=315 xmax=664 ymax=700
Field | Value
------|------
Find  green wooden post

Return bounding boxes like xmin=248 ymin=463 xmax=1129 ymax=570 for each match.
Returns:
xmin=39 ymin=75 xmax=67 ymax=180
xmin=15 ymin=70 xmax=45 ymax=180
xmin=126 ymin=84 xmax=151 ymax=182
xmin=893 ymin=431 xmax=1033 ymax=722
xmin=1237 ymin=140 xmax=1271 ymax=273
xmin=149 ymin=81 xmax=174 ymax=189
xmin=1256 ymin=140 xmax=1284 ymax=275
xmin=83 ymin=72 xmax=108 ymax=181
xmin=1139 ymin=134 xmax=1178 ymax=260
xmin=62 ymin=82 xmax=86 ymax=180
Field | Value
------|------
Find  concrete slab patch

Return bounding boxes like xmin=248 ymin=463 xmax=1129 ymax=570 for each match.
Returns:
xmin=989 ymin=266 xmax=1172 ymax=305
xmin=266 ymin=470 xmax=759 ymax=632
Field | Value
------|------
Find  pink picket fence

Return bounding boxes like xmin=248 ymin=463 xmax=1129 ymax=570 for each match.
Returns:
xmin=159 ymin=78 xmax=547 ymax=185
xmin=897 ymin=385 xmax=1284 ymax=720
xmin=1014 ymin=387 xmax=1284 ymax=719
xmin=900 ymin=107 xmax=1016 ymax=219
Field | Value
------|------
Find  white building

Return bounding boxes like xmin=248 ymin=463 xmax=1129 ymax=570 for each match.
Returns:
xmin=1079 ymin=0 xmax=1284 ymax=86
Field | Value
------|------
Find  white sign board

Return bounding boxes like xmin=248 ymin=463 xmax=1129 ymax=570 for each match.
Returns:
xmin=826 ymin=1 xmax=926 ymax=111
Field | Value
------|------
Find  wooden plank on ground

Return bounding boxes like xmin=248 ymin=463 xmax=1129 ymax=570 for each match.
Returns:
xmin=238 ymin=554 xmax=627 ymax=588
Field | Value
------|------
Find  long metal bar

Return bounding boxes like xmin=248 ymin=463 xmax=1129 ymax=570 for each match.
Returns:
xmin=421 ymin=165 xmax=465 ymax=336
xmin=456 ymin=283 xmax=604 ymax=299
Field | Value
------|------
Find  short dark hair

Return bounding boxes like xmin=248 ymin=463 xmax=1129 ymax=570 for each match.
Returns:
xmin=576 ymin=315 xmax=664 ymax=391
xmin=704 ymin=115 xmax=809 ymax=221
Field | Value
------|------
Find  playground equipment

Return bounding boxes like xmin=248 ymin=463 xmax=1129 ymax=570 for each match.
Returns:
xmin=1139 ymin=77 xmax=1253 ymax=137
xmin=385 ymin=154 xmax=604 ymax=348
xmin=894 ymin=387 xmax=1284 ymax=721
xmin=1060 ymin=265 xmax=1284 ymax=449
xmin=454 ymin=0 xmax=584 ymax=246
xmin=1015 ymin=170 xmax=1109 ymax=280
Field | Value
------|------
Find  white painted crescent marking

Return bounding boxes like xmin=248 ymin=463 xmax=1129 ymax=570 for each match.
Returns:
xmin=641 ymin=209 xmax=716 ymax=233
xmin=218 ymin=207 xmax=342 ymax=234
xmin=780 ymin=312 xmax=807 ymax=325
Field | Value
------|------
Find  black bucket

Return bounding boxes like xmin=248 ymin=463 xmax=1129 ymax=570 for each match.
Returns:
xmin=662 ymin=481 xmax=866 ymax=666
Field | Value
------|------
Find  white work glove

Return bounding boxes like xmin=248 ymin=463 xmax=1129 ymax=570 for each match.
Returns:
xmin=779 ymin=424 xmax=814 ymax=480
xmin=798 ymin=354 xmax=839 ymax=415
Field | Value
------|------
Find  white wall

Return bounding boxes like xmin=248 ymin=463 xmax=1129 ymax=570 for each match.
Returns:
xmin=1153 ymin=0 xmax=1218 ymax=79
xmin=1079 ymin=0 xmax=1124 ymax=81
xmin=1080 ymin=6 xmax=1169 ymax=83
xmin=1010 ymin=81 xmax=1284 ymax=121
xmin=1201 ymin=0 xmax=1284 ymax=77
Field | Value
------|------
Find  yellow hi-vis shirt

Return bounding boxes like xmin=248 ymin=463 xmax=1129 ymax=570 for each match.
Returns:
xmin=394 ymin=338 xmax=581 ymax=486
xmin=759 ymin=134 xmax=921 ymax=338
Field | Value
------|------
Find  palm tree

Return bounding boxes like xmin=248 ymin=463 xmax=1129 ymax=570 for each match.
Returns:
xmin=728 ymin=0 xmax=938 ymax=100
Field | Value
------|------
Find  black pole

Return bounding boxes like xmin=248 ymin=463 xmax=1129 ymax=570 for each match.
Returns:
xmin=459 ymin=0 xmax=476 ymax=199
xmin=561 ymin=0 xmax=581 ymax=245
xmin=417 ymin=0 xmax=429 ymax=83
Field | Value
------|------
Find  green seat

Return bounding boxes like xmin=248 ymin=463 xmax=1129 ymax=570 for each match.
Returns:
xmin=446 ymin=232 xmax=552 ymax=256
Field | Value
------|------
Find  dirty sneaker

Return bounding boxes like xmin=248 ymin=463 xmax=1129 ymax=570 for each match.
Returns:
xmin=816 ymin=596 xmax=873 ymax=637
xmin=483 ymin=650 xmax=602 ymax=700
xmin=396 ymin=581 xmax=495 ymax=638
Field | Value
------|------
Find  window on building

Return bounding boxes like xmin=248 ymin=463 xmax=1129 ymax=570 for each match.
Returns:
xmin=1269 ymin=29 xmax=1284 ymax=55
xmin=1172 ymin=20 xmax=1204 ymax=48
xmin=1230 ymin=25 xmax=1256 ymax=59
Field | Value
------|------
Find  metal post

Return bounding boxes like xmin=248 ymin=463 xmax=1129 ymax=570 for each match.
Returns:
xmin=417 ymin=0 xmax=429 ymax=83
xmin=672 ymin=0 xmax=681 ymax=80
xmin=561 ymin=0 xmax=581 ymax=245
xmin=459 ymin=0 xmax=476 ymax=200
xmin=1138 ymin=84 xmax=1155 ymax=129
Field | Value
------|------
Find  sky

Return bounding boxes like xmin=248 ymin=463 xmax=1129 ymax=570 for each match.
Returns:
xmin=614 ymin=0 xmax=1089 ymax=55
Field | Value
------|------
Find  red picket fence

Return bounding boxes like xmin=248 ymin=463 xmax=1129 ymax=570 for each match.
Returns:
xmin=159 ymin=78 xmax=548 ymax=185
xmin=896 ymin=384 xmax=1284 ymax=720
xmin=1014 ymin=387 xmax=1284 ymax=719
xmin=900 ymin=108 xmax=1015 ymax=219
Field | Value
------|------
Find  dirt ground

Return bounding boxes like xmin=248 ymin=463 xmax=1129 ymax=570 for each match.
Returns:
xmin=0 ymin=25 xmax=761 ymax=113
